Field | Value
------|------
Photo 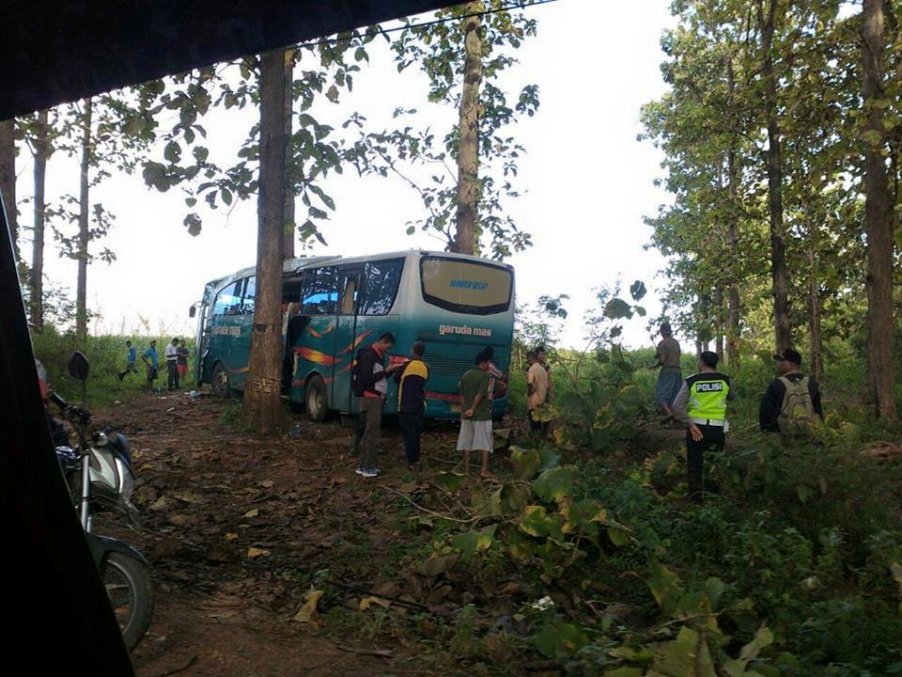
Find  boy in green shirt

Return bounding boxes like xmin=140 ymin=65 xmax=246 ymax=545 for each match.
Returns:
xmin=457 ymin=351 xmax=493 ymax=478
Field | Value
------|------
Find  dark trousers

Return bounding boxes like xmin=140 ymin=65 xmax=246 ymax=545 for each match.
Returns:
xmin=686 ymin=424 xmax=725 ymax=502
xmin=528 ymin=408 xmax=547 ymax=434
xmin=167 ymin=361 xmax=179 ymax=390
xmin=357 ymin=397 xmax=383 ymax=470
xmin=399 ymin=411 xmax=423 ymax=464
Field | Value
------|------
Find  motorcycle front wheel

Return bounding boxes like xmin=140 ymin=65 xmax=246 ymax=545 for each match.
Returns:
xmin=101 ymin=551 xmax=154 ymax=650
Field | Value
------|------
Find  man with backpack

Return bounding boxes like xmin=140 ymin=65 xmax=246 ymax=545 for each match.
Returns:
xmin=351 ymin=332 xmax=400 ymax=478
xmin=759 ymin=348 xmax=823 ymax=438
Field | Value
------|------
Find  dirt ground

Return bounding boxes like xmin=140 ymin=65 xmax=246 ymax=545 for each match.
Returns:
xmin=94 ymin=391 xmax=497 ymax=677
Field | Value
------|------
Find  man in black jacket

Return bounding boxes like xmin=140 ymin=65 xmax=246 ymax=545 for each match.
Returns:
xmin=759 ymin=348 xmax=824 ymax=435
xmin=352 ymin=332 xmax=399 ymax=478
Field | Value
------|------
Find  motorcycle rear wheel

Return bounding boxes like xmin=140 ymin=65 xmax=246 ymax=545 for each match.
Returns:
xmin=101 ymin=551 xmax=154 ymax=650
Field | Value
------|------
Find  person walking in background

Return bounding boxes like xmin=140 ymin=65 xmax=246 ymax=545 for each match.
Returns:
xmin=351 ymin=332 xmax=400 ymax=479
xmin=118 ymin=340 xmax=138 ymax=381
xmin=759 ymin=348 xmax=823 ymax=438
xmin=672 ymin=351 xmax=734 ymax=503
xmin=457 ymin=351 xmax=494 ymax=479
xmin=142 ymin=340 xmax=159 ymax=392
xmin=176 ymin=339 xmax=190 ymax=385
xmin=536 ymin=345 xmax=553 ymax=403
xmin=653 ymin=322 xmax=682 ymax=425
xmin=526 ymin=350 xmax=550 ymax=435
xmin=395 ymin=341 xmax=429 ymax=469
xmin=165 ymin=337 xmax=180 ymax=391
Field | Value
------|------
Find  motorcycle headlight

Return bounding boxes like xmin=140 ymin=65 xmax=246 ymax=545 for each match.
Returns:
xmin=94 ymin=430 xmax=109 ymax=447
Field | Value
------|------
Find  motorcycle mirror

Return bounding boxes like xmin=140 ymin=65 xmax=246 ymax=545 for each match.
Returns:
xmin=68 ymin=351 xmax=90 ymax=381
xmin=189 ymin=305 xmax=196 ymax=319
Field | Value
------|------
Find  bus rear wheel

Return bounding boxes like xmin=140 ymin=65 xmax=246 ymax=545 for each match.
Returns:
xmin=305 ymin=374 xmax=327 ymax=422
xmin=211 ymin=362 xmax=231 ymax=399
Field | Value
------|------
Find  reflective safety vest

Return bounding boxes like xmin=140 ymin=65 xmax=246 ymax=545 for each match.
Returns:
xmin=686 ymin=371 xmax=731 ymax=421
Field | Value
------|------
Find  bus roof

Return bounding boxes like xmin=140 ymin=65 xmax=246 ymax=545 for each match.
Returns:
xmin=203 ymin=249 xmax=514 ymax=292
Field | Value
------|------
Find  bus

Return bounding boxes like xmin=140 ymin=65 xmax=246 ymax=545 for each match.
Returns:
xmin=190 ymin=250 xmax=515 ymax=421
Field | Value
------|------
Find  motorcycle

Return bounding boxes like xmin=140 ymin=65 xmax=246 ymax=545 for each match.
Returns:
xmin=49 ymin=352 xmax=154 ymax=651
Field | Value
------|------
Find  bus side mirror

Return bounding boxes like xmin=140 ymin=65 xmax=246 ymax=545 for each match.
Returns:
xmin=189 ymin=306 xmax=196 ymax=318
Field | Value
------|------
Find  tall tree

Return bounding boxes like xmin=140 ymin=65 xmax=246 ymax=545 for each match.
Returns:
xmin=143 ymin=34 xmax=369 ymax=431
xmin=0 ymin=119 xmax=17 ymax=255
xmin=243 ymin=50 xmax=288 ymax=433
xmin=354 ymin=1 xmax=539 ymax=259
xmin=861 ymin=0 xmax=897 ymax=420
xmin=26 ymin=110 xmax=52 ymax=331
xmin=453 ymin=2 xmax=484 ymax=254
xmin=757 ymin=0 xmax=792 ymax=351
xmin=75 ymin=97 xmax=94 ymax=341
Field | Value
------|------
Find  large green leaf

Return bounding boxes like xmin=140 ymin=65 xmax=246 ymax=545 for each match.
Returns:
xmin=533 ymin=466 xmax=575 ymax=503
xmin=532 ymin=622 xmax=589 ymax=659
xmin=724 ymin=626 xmax=774 ymax=677
xmin=648 ymin=561 xmax=684 ymax=616
xmin=519 ymin=505 xmax=563 ymax=539
xmin=650 ymin=626 xmax=716 ymax=677
xmin=451 ymin=524 xmax=497 ymax=556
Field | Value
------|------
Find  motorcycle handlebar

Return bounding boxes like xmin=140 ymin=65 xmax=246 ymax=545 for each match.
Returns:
xmin=48 ymin=391 xmax=68 ymax=409
xmin=48 ymin=391 xmax=91 ymax=425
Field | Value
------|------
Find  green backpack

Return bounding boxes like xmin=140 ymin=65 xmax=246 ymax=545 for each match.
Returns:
xmin=777 ymin=376 xmax=819 ymax=438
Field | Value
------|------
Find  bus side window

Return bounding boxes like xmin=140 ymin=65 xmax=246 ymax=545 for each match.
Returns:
xmin=213 ymin=281 xmax=242 ymax=316
xmin=360 ymin=258 xmax=404 ymax=315
xmin=339 ymin=271 xmax=359 ymax=315
xmin=300 ymin=266 xmax=339 ymax=315
xmin=241 ymin=276 xmax=256 ymax=315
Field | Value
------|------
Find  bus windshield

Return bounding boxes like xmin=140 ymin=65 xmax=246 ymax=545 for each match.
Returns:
xmin=419 ymin=256 xmax=513 ymax=315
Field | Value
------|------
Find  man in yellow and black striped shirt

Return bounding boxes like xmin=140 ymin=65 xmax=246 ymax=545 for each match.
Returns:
xmin=395 ymin=341 xmax=429 ymax=469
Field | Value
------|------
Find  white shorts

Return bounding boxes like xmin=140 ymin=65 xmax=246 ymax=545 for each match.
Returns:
xmin=456 ymin=419 xmax=493 ymax=452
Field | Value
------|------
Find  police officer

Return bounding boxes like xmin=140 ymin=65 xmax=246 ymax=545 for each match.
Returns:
xmin=672 ymin=351 xmax=734 ymax=502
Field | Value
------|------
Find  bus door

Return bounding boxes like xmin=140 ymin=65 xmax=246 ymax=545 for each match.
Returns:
xmin=297 ymin=266 xmax=340 ymax=401
xmin=333 ymin=266 xmax=363 ymax=413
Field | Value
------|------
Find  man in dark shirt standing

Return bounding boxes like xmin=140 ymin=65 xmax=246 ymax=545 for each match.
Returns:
xmin=759 ymin=348 xmax=823 ymax=435
xmin=352 ymin=332 xmax=400 ymax=478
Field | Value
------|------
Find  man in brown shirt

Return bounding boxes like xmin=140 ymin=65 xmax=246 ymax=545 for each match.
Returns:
xmin=653 ymin=322 xmax=682 ymax=424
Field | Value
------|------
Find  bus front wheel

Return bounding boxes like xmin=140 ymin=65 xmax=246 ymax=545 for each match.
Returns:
xmin=211 ymin=362 xmax=231 ymax=399
xmin=305 ymin=374 xmax=327 ymax=422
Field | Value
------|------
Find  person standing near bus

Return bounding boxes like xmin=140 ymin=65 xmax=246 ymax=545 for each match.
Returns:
xmin=457 ymin=350 xmax=494 ymax=479
xmin=527 ymin=350 xmax=549 ymax=435
xmin=165 ymin=337 xmax=180 ymax=391
xmin=395 ymin=341 xmax=429 ymax=469
xmin=176 ymin=339 xmax=190 ymax=383
xmin=352 ymin=332 xmax=400 ymax=479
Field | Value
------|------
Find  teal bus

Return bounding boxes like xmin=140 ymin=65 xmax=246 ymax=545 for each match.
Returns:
xmin=191 ymin=250 xmax=515 ymax=420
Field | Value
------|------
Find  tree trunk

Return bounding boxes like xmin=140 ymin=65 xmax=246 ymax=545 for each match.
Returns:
xmin=75 ymin=98 xmax=92 ymax=343
xmin=0 ymin=119 xmax=17 ymax=257
xmin=283 ymin=49 xmax=296 ymax=260
xmin=726 ymin=58 xmax=741 ymax=370
xmin=807 ymin=243 xmax=823 ymax=383
xmin=758 ymin=0 xmax=792 ymax=351
xmin=29 ymin=110 xmax=49 ymax=332
xmin=452 ymin=2 xmax=483 ymax=255
xmin=862 ymin=0 xmax=897 ymax=421
xmin=243 ymin=51 xmax=287 ymax=434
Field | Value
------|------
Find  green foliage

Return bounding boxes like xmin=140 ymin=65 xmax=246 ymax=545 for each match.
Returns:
xmin=32 ymin=328 xmax=194 ymax=406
